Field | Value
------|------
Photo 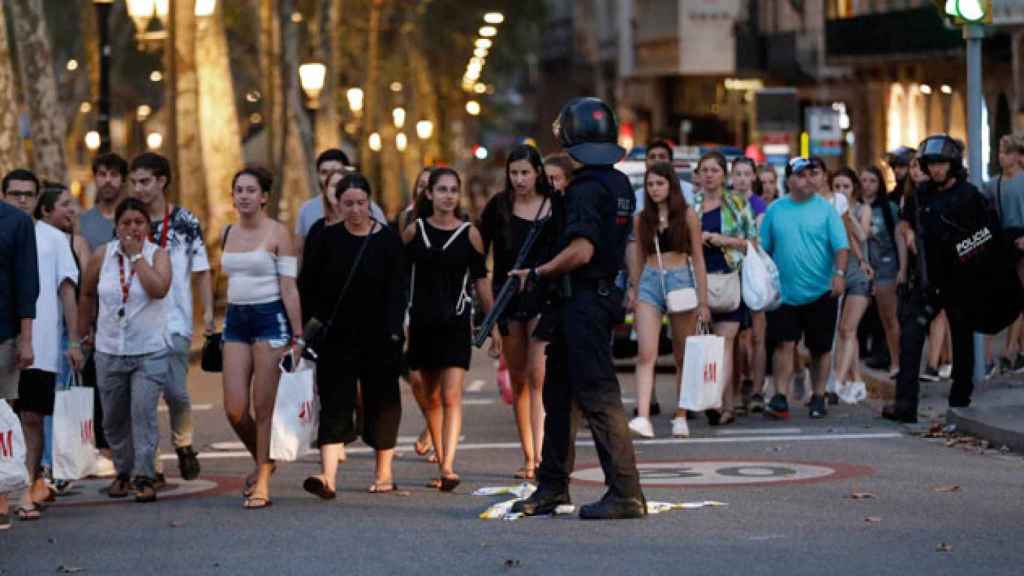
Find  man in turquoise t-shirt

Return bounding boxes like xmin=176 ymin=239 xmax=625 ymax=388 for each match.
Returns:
xmin=760 ymin=157 xmax=849 ymax=420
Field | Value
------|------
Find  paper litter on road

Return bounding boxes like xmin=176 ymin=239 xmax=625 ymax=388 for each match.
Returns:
xmin=646 ymin=500 xmax=728 ymax=514
xmin=475 ymin=485 xmax=726 ymax=520
xmin=472 ymin=482 xmax=536 ymax=499
xmin=478 ymin=498 xmax=576 ymax=521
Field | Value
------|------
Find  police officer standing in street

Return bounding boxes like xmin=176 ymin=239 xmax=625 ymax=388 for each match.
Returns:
xmin=509 ymin=97 xmax=645 ymax=520
xmin=883 ymin=135 xmax=1021 ymax=423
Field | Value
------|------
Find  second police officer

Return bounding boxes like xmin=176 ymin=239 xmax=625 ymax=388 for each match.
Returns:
xmin=509 ymin=97 xmax=646 ymax=520
xmin=884 ymin=134 xmax=1022 ymax=423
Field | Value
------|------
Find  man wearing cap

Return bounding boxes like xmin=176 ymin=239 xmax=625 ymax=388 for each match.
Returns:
xmin=760 ymin=157 xmax=849 ymax=420
xmin=884 ymin=135 xmax=1021 ymax=422
xmin=509 ymin=97 xmax=645 ymax=520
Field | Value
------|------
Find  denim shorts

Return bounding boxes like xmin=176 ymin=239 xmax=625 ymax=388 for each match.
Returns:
xmin=224 ymin=300 xmax=292 ymax=348
xmin=637 ymin=264 xmax=695 ymax=313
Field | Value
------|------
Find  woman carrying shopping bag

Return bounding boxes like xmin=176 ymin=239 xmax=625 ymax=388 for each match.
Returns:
xmin=403 ymin=168 xmax=496 ymax=492
xmin=220 ymin=167 xmax=303 ymax=509
xmin=298 ymin=173 xmax=406 ymax=498
xmin=78 ymin=198 xmax=170 ymax=503
xmin=626 ymin=162 xmax=709 ymax=438
xmin=692 ymin=152 xmax=758 ymax=426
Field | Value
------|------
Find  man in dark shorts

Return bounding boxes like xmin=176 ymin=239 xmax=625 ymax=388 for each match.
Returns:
xmin=509 ymin=97 xmax=645 ymax=520
xmin=760 ymin=157 xmax=849 ymax=420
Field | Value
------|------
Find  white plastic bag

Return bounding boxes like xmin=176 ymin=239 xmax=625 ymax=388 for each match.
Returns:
xmin=0 ymin=400 xmax=28 ymax=493
xmin=52 ymin=382 xmax=98 ymax=481
xmin=741 ymin=242 xmax=782 ymax=312
xmin=270 ymin=357 xmax=318 ymax=462
xmin=678 ymin=327 xmax=726 ymax=412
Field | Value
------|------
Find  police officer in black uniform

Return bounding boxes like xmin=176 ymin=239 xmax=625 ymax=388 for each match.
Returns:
xmin=508 ymin=97 xmax=645 ymax=520
xmin=883 ymin=134 xmax=1021 ymax=423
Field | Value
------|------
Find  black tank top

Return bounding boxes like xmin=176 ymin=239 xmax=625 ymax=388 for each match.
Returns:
xmin=406 ymin=220 xmax=487 ymax=327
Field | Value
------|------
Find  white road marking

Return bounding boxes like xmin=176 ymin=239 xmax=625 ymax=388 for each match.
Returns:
xmin=209 ymin=441 xmax=247 ymax=451
xmin=716 ymin=428 xmax=802 ymax=435
xmin=159 ymin=403 xmax=213 ymax=412
xmin=167 ymin=432 xmax=903 ymax=461
xmin=462 ymin=398 xmax=495 ymax=405
xmin=467 ymin=379 xmax=486 ymax=393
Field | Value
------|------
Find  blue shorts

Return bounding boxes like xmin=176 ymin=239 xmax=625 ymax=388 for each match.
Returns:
xmin=637 ymin=264 xmax=695 ymax=313
xmin=224 ymin=301 xmax=292 ymax=348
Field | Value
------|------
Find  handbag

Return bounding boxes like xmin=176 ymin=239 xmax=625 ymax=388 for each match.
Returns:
xmin=52 ymin=372 xmax=98 ymax=481
xmin=678 ymin=320 xmax=726 ymax=411
xmin=201 ymin=333 xmax=223 ymax=373
xmin=653 ymin=233 xmax=697 ymax=313
xmin=269 ymin=357 xmax=318 ymax=462
xmin=707 ymin=269 xmax=741 ymax=313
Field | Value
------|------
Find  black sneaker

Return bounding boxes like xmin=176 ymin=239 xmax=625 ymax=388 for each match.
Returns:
xmin=919 ymin=367 xmax=941 ymax=382
xmin=511 ymin=488 xmax=571 ymax=516
xmin=765 ymin=394 xmax=789 ymax=420
xmin=134 ymin=477 xmax=157 ymax=503
xmin=749 ymin=393 xmax=765 ymax=413
xmin=809 ymin=394 xmax=828 ymax=419
xmin=579 ymin=492 xmax=646 ymax=520
xmin=176 ymin=446 xmax=201 ymax=481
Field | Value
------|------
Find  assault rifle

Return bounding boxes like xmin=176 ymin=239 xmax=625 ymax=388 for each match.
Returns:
xmin=473 ymin=203 xmax=550 ymax=348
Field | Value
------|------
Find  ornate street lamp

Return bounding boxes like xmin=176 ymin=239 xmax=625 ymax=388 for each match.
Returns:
xmin=298 ymin=62 xmax=327 ymax=107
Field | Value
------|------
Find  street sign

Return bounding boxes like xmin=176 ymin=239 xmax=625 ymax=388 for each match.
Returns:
xmin=806 ymin=107 xmax=843 ymax=157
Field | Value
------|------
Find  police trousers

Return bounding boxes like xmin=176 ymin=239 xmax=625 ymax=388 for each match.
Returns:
xmin=894 ymin=288 xmax=975 ymax=413
xmin=537 ymin=287 xmax=643 ymax=500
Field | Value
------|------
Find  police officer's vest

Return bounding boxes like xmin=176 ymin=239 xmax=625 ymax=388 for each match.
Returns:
xmin=570 ymin=167 xmax=635 ymax=281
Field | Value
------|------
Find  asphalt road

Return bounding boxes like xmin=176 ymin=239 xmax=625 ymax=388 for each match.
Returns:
xmin=2 ymin=350 xmax=1023 ymax=575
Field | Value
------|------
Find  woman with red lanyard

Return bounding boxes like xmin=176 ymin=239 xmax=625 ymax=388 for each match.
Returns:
xmin=78 ymin=198 xmax=172 ymax=503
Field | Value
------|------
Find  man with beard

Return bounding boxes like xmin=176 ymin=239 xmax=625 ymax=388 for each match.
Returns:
xmin=80 ymin=153 xmax=128 ymax=250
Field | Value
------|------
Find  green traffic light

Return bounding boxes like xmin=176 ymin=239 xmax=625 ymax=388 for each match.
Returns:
xmin=956 ymin=0 xmax=986 ymax=22
xmin=945 ymin=0 xmax=957 ymax=16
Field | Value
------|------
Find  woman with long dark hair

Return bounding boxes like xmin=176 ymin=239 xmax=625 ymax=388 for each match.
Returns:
xmin=299 ymin=173 xmax=405 ymax=497
xmin=626 ymin=162 xmax=709 ymax=438
xmin=403 ymin=167 xmax=496 ymax=491
xmin=479 ymin=144 xmax=562 ymax=478
xmin=860 ymin=165 xmax=906 ymax=380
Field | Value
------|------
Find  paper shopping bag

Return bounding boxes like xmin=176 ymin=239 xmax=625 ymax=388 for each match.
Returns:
xmin=52 ymin=384 xmax=98 ymax=481
xmin=0 ymin=400 xmax=28 ymax=493
xmin=678 ymin=334 xmax=726 ymax=412
xmin=270 ymin=358 xmax=318 ymax=462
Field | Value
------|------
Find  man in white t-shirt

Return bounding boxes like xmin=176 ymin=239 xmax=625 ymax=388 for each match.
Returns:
xmin=1 ymin=170 xmax=83 ymax=520
xmin=294 ymin=149 xmax=386 ymax=260
xmin=129 ymin=153 xmax=209 ymax=482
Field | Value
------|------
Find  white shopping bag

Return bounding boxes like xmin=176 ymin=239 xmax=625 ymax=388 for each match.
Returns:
xmin=678 ymin=328 xmax=726 ymax=412
xmin=270 ymin=357 xmax=318 ymax=462
xmin=52 ymin=381 xmax=98 ymax=481
xmin=0 ymin=400 xmax=28 ymax=493
xmin=741 ymin=242 xmax=782 ymax=312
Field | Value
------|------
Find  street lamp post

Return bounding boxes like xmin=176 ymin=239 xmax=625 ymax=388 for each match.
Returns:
xmin=964 ymin=22 xmax=987 ymax=384
xmin=94 ymin=0 xmax=113 ymax=153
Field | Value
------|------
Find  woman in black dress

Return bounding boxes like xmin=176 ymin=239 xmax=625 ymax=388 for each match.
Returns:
xmin=403 ymin=167 xmax=497 ymax=491
xmin=479 ymin=145 xmax=562 ymax=479
xmin=299 ymin=173 xmax=406 ymax=497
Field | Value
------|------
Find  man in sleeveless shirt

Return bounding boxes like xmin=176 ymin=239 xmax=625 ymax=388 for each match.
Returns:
xmin=510 ymin=97 xmax=645 ymax=520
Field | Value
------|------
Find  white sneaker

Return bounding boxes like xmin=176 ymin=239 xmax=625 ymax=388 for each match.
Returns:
xmin=671 ymin=417 xmax=690 ymax=438
xmin=938 ymin=364 xmax=953 ymax=379
xmin=628 ymin=416 xmax=655 ymax=438
xmin=90 ymin=453 xmax=117 ymax=478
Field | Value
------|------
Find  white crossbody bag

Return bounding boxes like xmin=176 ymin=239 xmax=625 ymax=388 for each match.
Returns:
xmin=654 ymin=232 xmax=698 ymax=313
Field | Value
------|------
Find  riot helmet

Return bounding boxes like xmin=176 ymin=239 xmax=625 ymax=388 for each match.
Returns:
xmin=552 ymin=97 xmax=625 ymax=166
xmin=917 ymin=134 xmax=965 ymax=184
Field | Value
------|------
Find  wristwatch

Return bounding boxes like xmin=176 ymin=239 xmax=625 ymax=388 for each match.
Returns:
xmin=834 ymin=269 xmax=845 ymax=277
xmin=129 ymin=253 xmax=144 ymax=265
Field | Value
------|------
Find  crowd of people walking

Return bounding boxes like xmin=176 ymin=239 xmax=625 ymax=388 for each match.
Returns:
xmin=1 ymin=98 xmax=1022 ymax=526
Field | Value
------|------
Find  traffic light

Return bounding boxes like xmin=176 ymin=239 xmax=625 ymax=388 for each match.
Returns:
xmin=936 ymin=0 xmax=992 ymax=25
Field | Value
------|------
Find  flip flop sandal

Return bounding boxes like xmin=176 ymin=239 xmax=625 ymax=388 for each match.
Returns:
xmin=16 ymin=506 xmax=41 ymax=521
xmin=439 ymin=475 xmax=460 ymax=493
xmin=302 ymin=477 xmax=337 ymax=500
xmin=424 ymin=478 xmax=442 ymax=489
xmin=414 ymin=436 xmax=433 ymax=457
xmin=242 ymin=464 xmax=278 ymax=497
xmin=368 ymin=482 xmax=398 ymax=494
xmin=243 ymin=496 xmax=273 ymax=510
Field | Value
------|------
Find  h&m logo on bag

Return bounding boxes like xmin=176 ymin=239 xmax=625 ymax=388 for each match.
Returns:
xmin=298 ymin=400 xmax=314 ymax=425
xmin=0 ymin=429 xmax=12 ymax=460
xmin=703 ymin=362 xmax=718 ymax=385
xmin=956 ymin=227 xmax=992 ymax=262
xmin=81 ymin=419 xmax=95 ymax=445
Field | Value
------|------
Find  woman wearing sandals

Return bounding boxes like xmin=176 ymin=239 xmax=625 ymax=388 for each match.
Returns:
xmin=220 ymin=167 xmax=303 ymax=509
xmin=479 ymin=145 xmax=562 ymax=479
xmin=692 ymin=152 xmax=758 ymax=426
xmin=299 ymin=174 xmax=405 ymax=498
xmin=403 ymin=167 xmax=497 ymax=491
xmin=627 ymin=161 xmax=710 ymax=438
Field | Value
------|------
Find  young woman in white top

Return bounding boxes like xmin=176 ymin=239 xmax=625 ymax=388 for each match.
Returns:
xmin=221 ymin=167 xmax=303 ymax=509
xmin=78 ymin=197 xmax=171 ymax=503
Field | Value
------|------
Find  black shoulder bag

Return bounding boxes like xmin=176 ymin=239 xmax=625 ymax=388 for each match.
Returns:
xmin=201 ymin=225 xmax=233 ymax=372
xmin=302 ymin=221 xmax=379 ymax=359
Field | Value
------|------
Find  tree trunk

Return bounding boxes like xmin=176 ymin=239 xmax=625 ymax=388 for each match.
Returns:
xmin=173 ymin=0 xmax=209 ymax=227
xmin=10 ymin=0 xmax=67 ymax=182
xmin=278 ymin=0 xmax=317 ymax=227
xmin=0 ymin=1 xmax=25 ymax=175
xmin=197 ymin=1 xmax=243 ymax=246
xmin=314 ymin=0 xmax=342 ymax=151
xmin=261 ymin=0 xmax=285 ymax=216
xmin=360 ymin=0 xmax=383 ymax=190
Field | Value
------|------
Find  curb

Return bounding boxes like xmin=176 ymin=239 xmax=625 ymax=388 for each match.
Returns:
xmin=947 ymin=406 xmax=1024 ymax=453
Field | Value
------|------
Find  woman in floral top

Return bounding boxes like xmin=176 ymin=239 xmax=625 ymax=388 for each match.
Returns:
xmin=692 ymin=151 xmax=758 ymax=425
